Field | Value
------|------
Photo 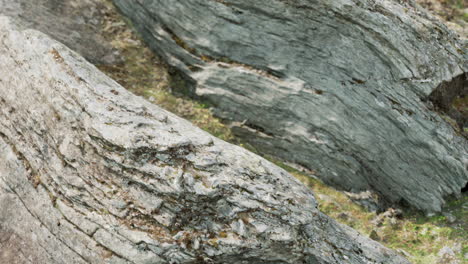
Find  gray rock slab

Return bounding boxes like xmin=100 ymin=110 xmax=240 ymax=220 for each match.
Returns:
xmin=0 ymin=16 xmax=409 ymax=264
xmin=0 ymin=0 xmax=119 ymax=64
xmin=112 ymin=0 xmax=468 ymax=212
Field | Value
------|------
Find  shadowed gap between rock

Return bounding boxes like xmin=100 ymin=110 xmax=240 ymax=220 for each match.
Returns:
xmin=428 ymin=72 xmax=468 ymax=135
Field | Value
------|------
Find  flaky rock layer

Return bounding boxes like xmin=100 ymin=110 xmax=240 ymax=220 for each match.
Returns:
xmin=113 ymin=0 xmax=468 ymax=212
xmin=0 ymin=17 xmax=408 ymax=264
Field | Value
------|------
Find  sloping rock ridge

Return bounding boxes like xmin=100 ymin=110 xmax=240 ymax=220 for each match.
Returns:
xmin=112 ymin=0 xmax=468 ymax=212
xmin=0 ymin=0 xmax=119 ymax=65
xmin=0 ymin=16 xmax=409 ymax=264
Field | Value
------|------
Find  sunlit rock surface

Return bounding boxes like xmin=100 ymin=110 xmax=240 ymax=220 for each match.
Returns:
xmin=0 ymin=16 xmax=409 ymax=264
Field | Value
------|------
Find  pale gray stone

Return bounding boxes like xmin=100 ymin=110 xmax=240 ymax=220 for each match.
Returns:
xmin=0 ymin=16 xmax=409 ymax=264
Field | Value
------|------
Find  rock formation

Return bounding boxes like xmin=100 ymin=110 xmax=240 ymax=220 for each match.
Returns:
xmin=0 ymin=0 xmax=119 ymax=64
xmin=0 ymin=16 xmax=409 ymax=264
xmin=112 ymin=0 xmax=468 ymax=212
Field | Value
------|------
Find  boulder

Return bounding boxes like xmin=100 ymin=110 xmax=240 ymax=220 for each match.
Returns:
xmin=0 ymin=0 xmax=119 ymax=64
xmin=0 ymin=16 xmax=409 ymax=264
xmin=112 ymin=0 xmax=468 ymax=212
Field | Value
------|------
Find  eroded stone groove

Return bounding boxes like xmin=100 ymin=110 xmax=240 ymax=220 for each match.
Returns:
xmin=0 ymin=16 xmax=409 ymax=263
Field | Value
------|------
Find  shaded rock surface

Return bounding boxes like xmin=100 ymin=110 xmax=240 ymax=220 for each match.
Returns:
xmin=0 ymin=0 xmax=120 ymax=64
xmin=0 ymin=17 xmax=409 ymax=264
xmin=113 ymin=0 xmax=468 ymax=212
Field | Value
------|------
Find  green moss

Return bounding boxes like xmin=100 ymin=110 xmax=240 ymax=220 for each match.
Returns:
xmin=265 ymin=155 xmax=467 ymax=263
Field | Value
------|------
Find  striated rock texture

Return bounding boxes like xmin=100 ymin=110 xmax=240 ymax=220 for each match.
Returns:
xmin=112 ymin=0 xmax=468 ymax=212
xmin=0 ymin=17 xmax=409 ymax=264
xmin=0 ymin=0 xmax=119 ymax=64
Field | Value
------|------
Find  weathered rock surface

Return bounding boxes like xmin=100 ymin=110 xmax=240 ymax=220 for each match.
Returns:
xmin=0 ymin=16 xmax=409 ymax=264
xmin=0 ymin=0 xmax=119 ymax=64
xmin=113 ymin=0 xmax=468 ymax=212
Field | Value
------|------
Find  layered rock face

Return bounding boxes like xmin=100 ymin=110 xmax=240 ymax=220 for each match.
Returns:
xmin=0 ymin=0 xmax=119 ymax=64
xmin=0 ymin=17 xmax=409 ymax=264
xmin=112 ymin=0 xmax=468 ymax=212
